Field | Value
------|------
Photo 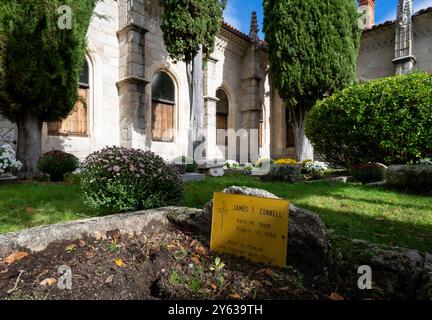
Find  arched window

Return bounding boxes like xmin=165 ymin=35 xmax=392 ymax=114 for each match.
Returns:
xmin=151 ymin=71 xmax=175 ymax=142
xmin=48 ymin=59 xmax=89 ymax=136
xmin=216 ymin=89 xmax=229 ymax=146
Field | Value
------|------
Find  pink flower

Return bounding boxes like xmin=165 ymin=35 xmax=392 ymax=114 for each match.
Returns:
xmin=113 ymin=165 xmax=121 ymax=173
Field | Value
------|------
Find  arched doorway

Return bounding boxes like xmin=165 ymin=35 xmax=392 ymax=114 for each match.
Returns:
xmin=216 ymin=89 xmax=229 ymax=146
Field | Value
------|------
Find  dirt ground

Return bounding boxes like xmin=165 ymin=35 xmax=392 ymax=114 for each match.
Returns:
xmin=0 ymin=224 xmax=384 ymax=300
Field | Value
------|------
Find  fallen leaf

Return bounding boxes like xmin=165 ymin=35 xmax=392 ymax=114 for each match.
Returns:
xmin=227 ymin=293 xmax=241 ymax=299
xmin=329 ymin=292 xmax=345 ymax=301
xmin=94 ymin=231 xmax=104 ymax=241
xmin=265 ymin=268 xmax=273 ymax=277
xmin=105 ymin=275 xmax=114 ymax=284
xmin=191 ymin=256 xmax=201 ymax=265
xmin=114 ymin=259 xmax=124 ymax=267
xmin=78 ymin=240 xmax=86 ymax=247
xmin=211 ymin=283 xmax=217 ymax=290
xmin=39 ymin=278 xmax=57 ymax=287
xmin=256 ymin=268 xmax=267 ymax=274
xmin=84 ymin=250 xmax=95 ymax=259
xmin=65 ymin=244 xmax=77 ymax=252
xmin=175 ymin=264 xmax=182 ymax=271
xmin=5 ymin=252 xmax=28 ymax=265
xmin=25 ymin=207 xmax=35 ymax=214
xmin=190 ymin=240 xmax=198 ymax=247
xmin=195 ymin=245 xmax=208 ymax=256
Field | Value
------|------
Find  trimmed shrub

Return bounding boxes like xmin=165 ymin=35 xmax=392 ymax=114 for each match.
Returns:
xmin=37 ymin=150 xmax=79 ymax=182
xmin=171 ymin=155 xmax=198 ymax=174
xmin=351 ymin=163 xmax=387 ymax=184
xmin=80 ymin=146 xmax=184 ymax=212
xmin=306 ymin=72 xmax=432 ymax=166
xmin=260 ymin=164 xmax=302 ymax=183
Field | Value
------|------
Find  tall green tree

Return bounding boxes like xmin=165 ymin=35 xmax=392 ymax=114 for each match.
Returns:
xmin=160 ymin=0 xmax=226 ymax=160
xmin=0 ymin=0 xmax=98 ymax=177
xmin=264 ymin=0 xmax=361 ymax=161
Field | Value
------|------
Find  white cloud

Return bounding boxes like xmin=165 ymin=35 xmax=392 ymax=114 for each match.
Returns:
xmin=223 ymin=2 xmax=242 ymax=30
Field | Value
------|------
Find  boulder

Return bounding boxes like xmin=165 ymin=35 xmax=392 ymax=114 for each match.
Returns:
xmin=387 ymin=165 xmax=432 ymax=193
xmin=333 ymin=239 xmax=431 ymax=299
xmin=168 ymin=186 xmax=330 ymax=275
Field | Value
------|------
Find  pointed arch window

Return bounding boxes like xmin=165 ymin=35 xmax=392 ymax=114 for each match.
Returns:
xmin=151 ymin=71 xmax=175 ymax=142
xmin=48 ymin=60 xmax=89 ymax=136
xmin=216 ymin=89 xmax=229 ymax=146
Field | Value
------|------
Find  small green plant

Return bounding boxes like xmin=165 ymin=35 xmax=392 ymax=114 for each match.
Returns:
xmin=37 ymin=150 xmax=79 ymax=182
xmin=210 ymin=257 xmax=225 ymax=272
xmin=108 ymin=240 xmax=118 ymax=253
xmin=169 ymin=270 xmax=183 ymax=285
xmin=187 ymin=277 xmax=203 ymax=293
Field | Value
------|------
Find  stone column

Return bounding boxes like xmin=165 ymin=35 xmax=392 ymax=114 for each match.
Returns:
xmin=393 ymin=0 xmax=416 ymax=75
xmin=116 ymin=0 xmax=149 ymax=149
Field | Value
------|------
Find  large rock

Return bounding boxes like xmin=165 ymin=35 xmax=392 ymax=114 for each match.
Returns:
xmin=168 ymin=186 xmax=330 ymax=275
xmin=333 ymin=239 xmax=432 ymax=299
xmin=387 ymin=165 xmax=432 ymax=193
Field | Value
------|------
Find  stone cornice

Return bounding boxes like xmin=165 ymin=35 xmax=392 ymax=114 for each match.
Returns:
xmin=117 ymin=23 xmax=148 ymax=38
xmin=116 ymin=76 xmax=150 ymax=88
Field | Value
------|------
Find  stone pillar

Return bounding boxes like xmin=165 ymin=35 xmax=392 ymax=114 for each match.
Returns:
xmin=116 ymin=0 xmax=149 ymax=149
xmin=203 ymin=56 xmax=224 ymax=161
xmin=393 ymin=0 xmax=416 ymax=75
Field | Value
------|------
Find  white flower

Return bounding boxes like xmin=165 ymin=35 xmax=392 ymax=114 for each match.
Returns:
xmin=0 ymin=144 xmax=21 ymax=174
xmin=305 ymin=161 xmax=328 ymax=175
xmin=224 ymin=160 xmax=240 ymax=169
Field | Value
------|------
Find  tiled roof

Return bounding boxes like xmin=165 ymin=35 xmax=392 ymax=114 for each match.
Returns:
xmin=363 ymin=6 xmax=432 ymax=33
xmin=221 ymin=20 xmax=267 ymax=46
xmin=221 ymin=20 xmax=253 ymax=43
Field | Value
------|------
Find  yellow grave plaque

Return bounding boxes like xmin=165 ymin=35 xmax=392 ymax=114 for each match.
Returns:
xmin=210 ymin=192 xmax=289 ymax=267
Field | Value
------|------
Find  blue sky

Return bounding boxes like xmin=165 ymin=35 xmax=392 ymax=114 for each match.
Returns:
xmin=223 ymin=0 xmax=432 ymax=38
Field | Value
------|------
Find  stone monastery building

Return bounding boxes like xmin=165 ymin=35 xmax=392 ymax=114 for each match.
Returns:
xmin=0 ymin=0 xmax=431 ymax=162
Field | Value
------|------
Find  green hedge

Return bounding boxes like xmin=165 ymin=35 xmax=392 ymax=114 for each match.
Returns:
xmin=306 ymin=72 xmax=432 ymax=166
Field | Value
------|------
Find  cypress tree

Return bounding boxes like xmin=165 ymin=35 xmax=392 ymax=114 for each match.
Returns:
xmin=0 ymin=0 xmax=98 ymax=177
xmin=263 ymin=0 xmax=361 ymax=160
xmin=160 ymin=0 xmax=226 ymax=159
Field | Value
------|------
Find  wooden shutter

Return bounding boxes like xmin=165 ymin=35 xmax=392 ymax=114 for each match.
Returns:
xmin=216 ymin=113 xmax=228 ymax=146
xmin=152 ymin=102 xmax=174 ymax=142
xmin=48 ymin=88 xmax=88 ymax=136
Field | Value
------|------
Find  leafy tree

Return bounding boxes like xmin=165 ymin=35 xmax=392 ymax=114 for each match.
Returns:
xmin=160 ymin=0 xmax=226 ymax=159
xmin=0 ymin=0 xmax=98 ymax=177
xmin=263 ymin=0 xmax=361 ymax=161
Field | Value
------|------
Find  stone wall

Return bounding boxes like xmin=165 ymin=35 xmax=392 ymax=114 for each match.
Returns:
xmin=357 ymin=10 xmax=432 ymax=80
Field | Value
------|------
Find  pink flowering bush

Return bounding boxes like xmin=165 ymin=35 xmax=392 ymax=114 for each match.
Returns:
xmin=80 ymin=146 xmax=184 ymax=212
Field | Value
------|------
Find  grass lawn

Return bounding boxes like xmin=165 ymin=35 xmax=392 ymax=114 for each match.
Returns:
xmin=1 ymin=176 xmax=431 ymax=252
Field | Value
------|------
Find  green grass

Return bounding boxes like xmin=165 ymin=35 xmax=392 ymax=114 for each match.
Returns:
xmin=0 ymin=181 xmax=102 ymax=234
xmin=181 ymin=175 xmax=432 ymax=252
xmin=1 ymin=176 xmax=431 ymax=252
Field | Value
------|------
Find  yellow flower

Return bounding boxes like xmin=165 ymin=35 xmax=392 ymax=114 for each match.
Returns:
xmin=274 ymin=158 xmax=298 ymax=165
